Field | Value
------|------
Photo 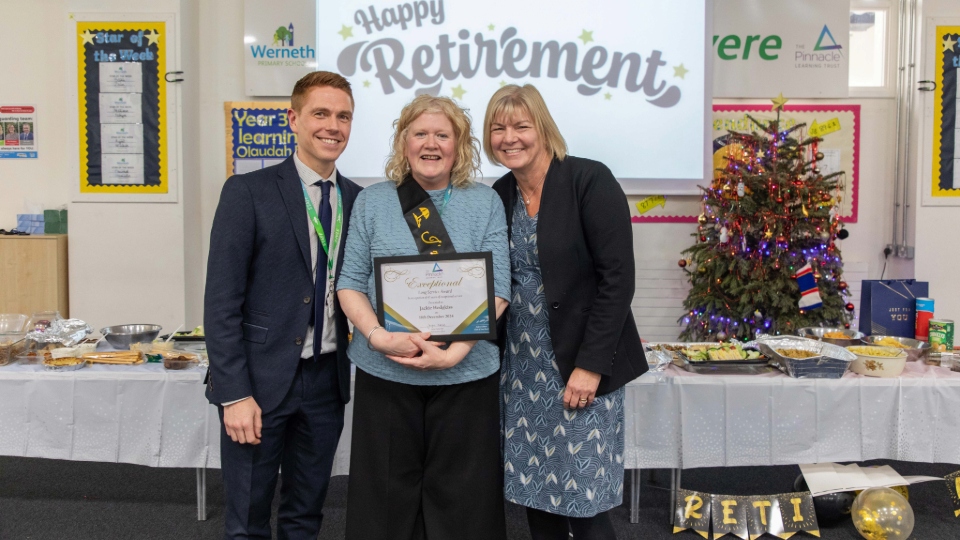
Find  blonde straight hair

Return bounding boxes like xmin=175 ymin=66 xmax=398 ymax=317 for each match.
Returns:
xmin=482 ymin=84 xmax=567 ymax=166
xmin=384 ymin=95 xmax=482 ymax=187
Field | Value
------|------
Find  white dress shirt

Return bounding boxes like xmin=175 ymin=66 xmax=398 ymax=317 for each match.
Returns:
xmin=293 ymin=152 xmax=340 ymax=358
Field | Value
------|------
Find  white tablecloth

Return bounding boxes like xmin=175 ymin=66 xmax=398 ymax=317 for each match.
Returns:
xmin=624 ymin=361 xmax=960 ymax=470
xmin=0 ymin=363 xmax=353 ymax=474
xmin=5 ymin=360 xmax=960 ymax=474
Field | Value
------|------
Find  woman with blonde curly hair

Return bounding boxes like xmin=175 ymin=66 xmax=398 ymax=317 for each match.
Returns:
xmin=336 ymin=94 xmax=510 ymax=540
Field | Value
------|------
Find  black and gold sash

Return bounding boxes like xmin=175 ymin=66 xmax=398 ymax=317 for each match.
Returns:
xmin=397 ymin=177 xmax=456 ymax=255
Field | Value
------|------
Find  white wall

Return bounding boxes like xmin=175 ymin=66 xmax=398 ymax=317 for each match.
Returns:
xmin=1 ymin=0 xmax=952 ymax=340
xmin=914 ymin=0 xmax=960 ymax=322
xmin=0 ymin=0 xmax=189 ymax=334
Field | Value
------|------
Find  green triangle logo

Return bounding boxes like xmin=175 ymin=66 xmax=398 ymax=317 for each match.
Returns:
xmin=814 ymin=25 xmax=843 ymax=52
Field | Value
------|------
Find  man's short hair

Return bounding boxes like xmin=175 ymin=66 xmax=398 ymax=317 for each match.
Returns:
xmin=291 ymin=71 xmax=353 ymax=112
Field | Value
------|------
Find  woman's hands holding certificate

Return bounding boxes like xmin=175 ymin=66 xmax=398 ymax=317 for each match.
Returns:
xmin=387 ymin=335 xmax=474 ymax=371
xmin=369 ymin=330 xmax=429 ymax=358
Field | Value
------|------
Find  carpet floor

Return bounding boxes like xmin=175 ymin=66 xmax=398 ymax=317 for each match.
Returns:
xmin=1 ymin=457 xmax=958 ymax=539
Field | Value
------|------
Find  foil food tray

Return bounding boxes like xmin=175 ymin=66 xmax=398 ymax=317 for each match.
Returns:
xmin=755 ymin=336 xmax=856 ymax=379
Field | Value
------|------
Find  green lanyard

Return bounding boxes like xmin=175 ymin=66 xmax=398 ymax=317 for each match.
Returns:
xmin=301 ymin=182 xmax=343 ymax=291
xmin=438 ymin=184 xmax=452 ymax=216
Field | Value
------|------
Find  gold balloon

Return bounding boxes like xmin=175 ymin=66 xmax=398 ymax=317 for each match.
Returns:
xmin=851 ymin=487 xmax=914 ymax=540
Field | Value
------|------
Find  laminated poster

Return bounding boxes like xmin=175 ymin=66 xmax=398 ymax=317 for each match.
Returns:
xmin=0 ymin=105 xmax=38 ymax=159
xmin=77 ymin=21 xmax=166 ymax=193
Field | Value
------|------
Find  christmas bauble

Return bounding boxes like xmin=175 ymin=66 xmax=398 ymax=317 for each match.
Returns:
xmin=839 ymin=281 xmax=848 ymax=291
xmin=822 ymin=192 xmax=832 ymax=202
xmin=754 ymin=310 xmax=762 ymax=319
xmin=678 ymin=259 xmax=687 ymax=268
xmin=697 ymin=214 xmax=707 ymax=225
xmin=816 ymin=152 xmax=825 ymax=161
xmin=837 ymin=228 xmax=849 ymax=240
xmin=813 ymin=167 xmax=821 ymax=175
xmin=737 ymin=182 xmax=745 ymax=197
xmin=845 ymin=303 xmax=855 ymax=312
xmin=776 ymin=236 xmax=787 ymax=244
xmin=814 ymin=273 xmax=821 ymax=280
xmin=844 ymin=323 xmax=851 ymax=329
xmin=716 ymin=331 xmax=728 ymax=341
xmin=699 ymin=235 xmax=707 ymax=242
xmin=698 ymin=266 xmax=706 ymax=274
xmin=776 ymin=197 xmax=784 ymax=203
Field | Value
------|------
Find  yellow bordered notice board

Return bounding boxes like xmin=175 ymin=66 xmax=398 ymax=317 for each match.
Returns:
xmin=932 ymin=25 xmax=960 ymax=198
xmin=76 ymin=21 xmax=167 ymax=194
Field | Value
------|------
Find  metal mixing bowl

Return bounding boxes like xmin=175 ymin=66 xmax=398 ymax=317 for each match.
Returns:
xmin=798 ymin=327 xmax=866 ymax=347
xmin=861 ymin=335 xmax=931 ymax=362
xmin=100 ymin=324 xmax=162 ymax=350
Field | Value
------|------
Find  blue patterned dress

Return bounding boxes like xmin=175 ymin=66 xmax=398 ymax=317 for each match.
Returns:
xmin=501 ymin=195 xmax=626 ymax=518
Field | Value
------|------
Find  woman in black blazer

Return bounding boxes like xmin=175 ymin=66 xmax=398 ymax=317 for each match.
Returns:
xmin=484 ymin=84 xmax=647 ymax=540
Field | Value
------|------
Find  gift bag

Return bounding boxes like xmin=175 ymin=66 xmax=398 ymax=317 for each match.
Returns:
xmin=858 ymin=280 xmax=929 ymax=337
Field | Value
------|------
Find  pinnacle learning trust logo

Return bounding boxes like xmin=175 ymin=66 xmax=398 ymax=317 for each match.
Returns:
xmin=813 ymin=24 xmax=842 ymax=54
xmin=795 ymin=24 xmax=843 ymax=67
xmin=251 ymin=22 xmax=315 ymax=65
xmin=432 ymin=263 xmax=442 ymax=272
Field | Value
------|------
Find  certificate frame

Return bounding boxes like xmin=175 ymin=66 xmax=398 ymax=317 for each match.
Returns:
xmin=374 ymin=252 xmax=497 ymax=342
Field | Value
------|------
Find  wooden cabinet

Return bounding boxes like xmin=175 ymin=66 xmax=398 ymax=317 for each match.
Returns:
xmin=0 ymin=235 xmax=69 ymax=317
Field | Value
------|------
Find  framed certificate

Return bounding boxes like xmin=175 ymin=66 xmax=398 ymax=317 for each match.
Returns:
xmin=374 ymin=252 xmax=496 ymax=341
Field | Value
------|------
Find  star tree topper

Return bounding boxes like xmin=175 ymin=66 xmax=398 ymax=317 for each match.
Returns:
xmin=771 ymin=93 xmax=789 ymax=111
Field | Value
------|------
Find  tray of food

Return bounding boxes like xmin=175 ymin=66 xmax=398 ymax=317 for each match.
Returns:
xmin=861 ymin=335 xmax=930 ymax=362
xmin=755 ymin=336 xmax=857 ymax=379
xmin=80 ymin=350 xmax=145 ymax=366
xmin=677 ymin=342 xmax=768 ymax=365
xmin=163 ymin=326 xmax=206 ymax=343
xmin=43 ymin=357 xmax=87 ymax=372
xmin=144 ymin=349 xmax=203 ymax=370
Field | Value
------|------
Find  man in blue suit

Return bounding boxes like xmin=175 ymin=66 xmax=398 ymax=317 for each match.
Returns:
xmin=204 ymin=71 xmax=362 ymax=540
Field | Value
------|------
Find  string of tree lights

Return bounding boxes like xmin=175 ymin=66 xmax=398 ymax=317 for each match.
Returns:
xmin=679 ymin=98 xmax=854 ymax=342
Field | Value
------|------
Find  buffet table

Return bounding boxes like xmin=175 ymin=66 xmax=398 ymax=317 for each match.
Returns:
xmin=622 ymin=360 xmax=960 ymax=522
xmin=3 ymin=359 xmax=960 ymax=523
xmin=0 ymin=362 xmax=354 ymax=520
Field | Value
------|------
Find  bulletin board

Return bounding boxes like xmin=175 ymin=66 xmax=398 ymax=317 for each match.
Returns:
xmin=75 ymin=20 xmax=167 ymax=195
xmin=631 ymin=104 xmax=860 ymax=224
xmin=930 ymin=25 xmax=960 ymax=200
xmin=223 ymin=102 xmax=294 ymax=178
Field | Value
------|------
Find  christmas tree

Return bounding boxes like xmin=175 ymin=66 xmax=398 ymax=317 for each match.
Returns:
xmin=679 ymin=97 xmax=853 ymax=341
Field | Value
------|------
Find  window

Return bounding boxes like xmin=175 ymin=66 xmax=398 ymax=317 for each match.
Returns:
xmin=849 ymin=10 xmax=888 ymax=88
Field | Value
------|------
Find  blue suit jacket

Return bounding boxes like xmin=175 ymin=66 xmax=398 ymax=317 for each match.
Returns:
xmin=204 ymin=156 xmax=362 ymax=413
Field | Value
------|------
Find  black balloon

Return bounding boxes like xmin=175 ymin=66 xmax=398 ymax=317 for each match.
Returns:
xmin=794 ymin=475 xmax=855 ymax=526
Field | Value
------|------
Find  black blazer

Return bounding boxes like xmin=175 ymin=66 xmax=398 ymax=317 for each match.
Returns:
xmin=493 ymin=156 xmax=647 ymax=396
xmin=204 ymin=156 xmax=362 ymax=413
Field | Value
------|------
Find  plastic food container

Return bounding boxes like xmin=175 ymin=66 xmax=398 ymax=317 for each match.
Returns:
xmin=152 ymin=350 xmax=203 ymax=370
xmin=846 ymin=345 xmax=908 ymax=378
xmin=0 ymin=337 xmax=27 ymax=366
xmin=0 ymin=314 xmax=28 ymax=334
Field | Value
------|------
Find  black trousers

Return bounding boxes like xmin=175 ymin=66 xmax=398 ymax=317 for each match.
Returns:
xmin=345 ymin=368 xmax=506 ymax=540
xmin=219 ymin=354 xmax=345 ymax=540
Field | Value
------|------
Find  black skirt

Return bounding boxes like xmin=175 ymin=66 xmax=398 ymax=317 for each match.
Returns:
xmin=345 ymin=368 xmax=506 ymax=540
